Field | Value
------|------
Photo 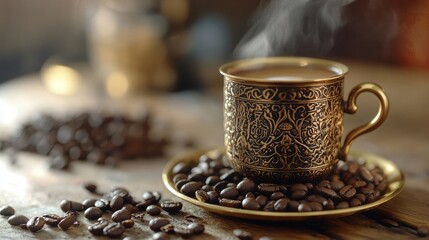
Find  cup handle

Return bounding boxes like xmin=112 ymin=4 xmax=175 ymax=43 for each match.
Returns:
xmin=340 ymin=82 xmax=389 ymax=161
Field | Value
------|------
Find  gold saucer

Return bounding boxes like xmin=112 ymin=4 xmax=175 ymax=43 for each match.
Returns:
xmin=162 ymin=149 xmax=405 ymax=221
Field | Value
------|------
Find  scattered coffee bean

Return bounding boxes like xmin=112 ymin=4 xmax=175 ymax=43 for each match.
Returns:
xmin=88 ymin=218 xmax=109 ymax=236
xmin=42 ymin=214 xmax=62 ymax=226
xmin=160 ymin=201 xmax=182 ymax=214
xmin=187 ymin=222 xmax=205 ymax=235
xmin=147 ymin=205 xmax=162 ymax=216
xmin=82 ymin=198 xmax=97 ymax=209
xmin=110 ymin=195 xmax=124 ymax=212
xmin=152 ymin=232 xmax=170 ymax=240
xmin=149 ymin=217 xmax=170 ymax=232
xmin=84 ymin=207 xmax=103 ymax=220
xmin=112 ymin=208 xmax=131 ymax=222
xmin=8 ymin=215 xmax=29 ymax=226
xmin=0 ymin=206 xmax=15 ymax=216
xmin=95 ymin=199 xmax=110 ymax=211
xmin=60 ymin=200 xmax=84 ymax=212
xmin=233 ymin=229 xmax=253 ymax=240
xmin=122 ymin=219 xmax=134 ymax=228
xmin=103 ymin=222 xmax=125 ymax=238
xmin=84 ymin=182 xmax=98 ymax=193
xmin=58 ymin=214 xmax=77 ymax=231
xmin=26 ymin=217 xmax=45 ymax=232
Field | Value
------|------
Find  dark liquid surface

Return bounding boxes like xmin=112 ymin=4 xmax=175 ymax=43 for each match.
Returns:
xmin=234 ymin=65 xmax=337 ymax=80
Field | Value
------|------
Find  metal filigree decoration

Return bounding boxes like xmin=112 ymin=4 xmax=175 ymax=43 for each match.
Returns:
xmin=224 ymin=79 xmax=344 ymax=183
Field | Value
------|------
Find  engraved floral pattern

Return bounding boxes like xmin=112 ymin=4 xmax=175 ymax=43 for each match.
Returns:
xmin=224 ymin=80 xmax=344 ymax=182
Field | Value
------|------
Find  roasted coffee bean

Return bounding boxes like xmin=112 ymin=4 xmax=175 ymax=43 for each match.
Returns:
xmin=355 ymin=193 xmax=366 ymax=203
xmin=322 ymin=199 xmax=335 ymax=210
xmin=147 ymin=205 xmax=162 ymax=216
xmin=42 ymin=214 xmax=62 ymax=226
xmin=195 ymin=190 xmax=210 ymax=203
xmin=233 ymin=229 xmax=253 ymax=240
xmin=255 ymin=196 xmax=268 ymax=207
xmin=376 ymin=181 xmax=388 ymax=193
xmin=257 ymin=183 xmax=280 ymax=194
xmin=187 ymin=222 xmax=205 ymax=235
xmin=188 ymin=173 xmax=205 ymax=182
xmin=336 ymin=201 xmax=350 ymax=209
xmin=213 ymin=181 xmax=228 ymax=192
xmin=58 ymin=214 xmax=76 ymax=231
xmin=205 ymin=176 xmax=221 ymax=185
xmin=220 ymin=169 xmax=237 ymax=181
xmin=349 ymin=198 xmax=362 ymax=207
xmin=207 ymin=191 xmax=220 ymax=204
xmin=180 ymin=182 xmax=204 ymax=197
xmin=220 ymin=186 xmax=239 ymax=199
xmin=227 ymin=183 xmax=237 ymax=188
xmin=160 ymin=223 xmax=175 ymax=234
xmin=142 ymin=191 xmax=162 ymax=202
xmin=315 ymin=186 xmax=339 ymax=199
xmin=84 ymin=183 xmax=97 ymax=194
xmin=121 ymin=219 xmax=134 ymax=228
xmin=317 ymin=180 xmax=331 ymax=188
xmin=26 ymin=217 xmax=45 ymax=232
xmin=103 ymin=222 xmax=125 ymax=238
xmin=95 ymin=199 xmax=110 ymax=211
xmin=331 ymin=180 xmax=345 ymax=191
xmin=290 ymin=190 xmax=307 ymax=200
xmin=359 ymin=167 xmax=374 ymax=182
xmin=110 ymin=195 xmax=124 ymax=212
xmin=306 ymin=195 xmax=327 ymax=204
xmin=339 ymin=185 xmax=356 ymax=199
xmin=173 ymin=173 xmax=188 ymax=184
xmin=263 ymin=201 xmax=275 ymax=212
xmin=274 ymin=199 xmax=289 ymax=212
xmin=308 ymin=202 xmax=323 ymax=211
xmin=19 ymin=223 xmax=28 ymax=230
xmin=84 ymin=207 xmax=103 ymax=220
xmin=417 ymin=226 xmax=429 ymax=237
xmin=136 ymin=200 xmax=155 ymax=211
xmin=175 ymin=226 xmax=193 ymax=238
xmin=219 ymin=198 xmax=241 ymax=208
xmin=149 ymin=217 xmax=170 ymax=232
xmin=297 ymin=203 xmax=312 ymax=212
xmin=237 ymin=179 xmax=256 ymax=194
xmin=0 ymin=206 xmax=15 ymax=216
xmin=111 ymin=208 xmax=131 ymax=222
xmin=201 ymin=185 xmax=213 ymax=192
xmin=270 ymin=192 xmax=285 ymax=201
xmin=242 ymin=197 xmax=261 ymax=210
xmin=245 ymin=192 xmax=255 ymax=199
xmin=173 ymin=163 xmax=192 ymax=174
xmin=290 ymin=183 xmax=308 ymax=192
xmin=60 ymin=200 xmax=84 ymax=212
xmin=353 ymin=180 xmax=367 ymax=188
xmin=152 ymin=232 xmax=170 ymax=240
xmin=8 ymin=215 xmax=29 ymax=226
xmin=88 ymin=218 xmax=109 ymax=236
xmin=360 ymin=187 xmax=374 ymax=195
xmin=123 ymin=204 xmax=139 ymax=213
xmin=160 ymin=201 xmax=182 ymax=214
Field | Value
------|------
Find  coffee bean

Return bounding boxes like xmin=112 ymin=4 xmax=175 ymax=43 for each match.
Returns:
xmin=187 ymin=222 xmax=205 ymax=235
xmin=359 ymin=167 xmax=374 ymax=182
xmin=290 ymin=183 xmax=308 ymax=192
xmin=175 ymin=226 xmax=193 ymax=238
xmin=95 ymin=199 xmax=110 ymax=211
xmin=219 ymin=198 xmax=241 ymax=208
xmin=331 ymin=180 xmax=345 ymax=191
xmin=60 ymin=199 xmax=84 ymax=212
xmin=123 ymin=204 xmax=139 ymax=213
xmin=82 ymin=198 xmax=97 ymax=209
xmin=315 ymin=186 xmax=339 ymax=199
xmin=322 ymin=199 xmax=335 ymax=210
xmin=339 ymin=185 xmax=356 ymax=199
xmin=8 ymin=215 xmax=29 ymax=226
xmin=26 ymin=217 xmax=45 ymax=232
xmin=290 ymin=190 xmax=307 ymax=200
xmin=245 ymin=192 xmax=255 ymax=198
xmin=195 ymin=190 xmax=210 ymax=203
xmin=84 ymin=207 xmax=103 ymax=220
xmin=112 ymin=208 xmax=131 ymax=222
xmin=188 ymin=173 xmax=205 ymax=182
xmin=110 ymin=195 xmax=124 ymax=212
xmin=0 ymin=206 xmax=15 ymax=216
xmin=103 ymin=222 xmax=125 ymax=238
xmin=201 ymin=185 xmax=213 ymax=192
xmin=220 ymin=169 xmax=237 ymax=181
xmin=88 ymin=218 xmax=109 ymax=236
xmin=360 ymin=187 xmax=374 ymax=195
xmin=173 ymin=173 xmax=188 ymax=184
xmin=147 ymin=205 xmax=162 ymax=216
xmin=152 ymin=232 xmax=170 ymax=240
xmin=19 ymin=223 xmax=28 ymax=230
xmin=242 ymin=197 xmax=261 ymax=210
xmin=180 ymin=182 xmax=204 ymax=197
xmin=306 ymin=195 xmax=327 ymax=204
xmin=237 ymin=179 xmax=256 ymax=194
xmin=270 ymin=192 xmax=285 ymax=201
xmin=355 ymin=193 xmax=366 ymax=203
xmin=297 ymin=203 xmax=312 ymax=212
xmin=308 ymin=202 xmax=323 ymax=211
xmin=136 ymin=200 xmax=155 ymax=211
xmin=58 ymin=214 xmax=76 ymax=231
xmin=160 ymin=223 xmax=175 ymax=234
xmin=317 ymin=180 xmax=331 ymax=188
xmin=274 ymin=199 xmax=289 ymax=212
xmin=353 ymin=180 xmax=367 ymax=188
xmin=149 ymin=217 xmax=170 ymax=232
xmin=233 ymin=229 xmax=253 ymax=240
xmin=349 ymin=198 xmax=362 ymax=207
xmin=220 ymin=186 xmax=239 ymax=200
xmin=173 ymin=163 xmax=192 ymax=174
xmin=121 ymin=219 xmax=134 ymax=228
xmin=142 ymin=191 xmax=162 ymax=202
xmin=207 ymin=191 xmax=220 ymax=204
xmin=213 ymin=181 xmax=228 ymax=192
xmin=257 ymin=183 xmax=280 ymax=195
xmin=255 ymin=195 xmax=268 ymax=206
xmin=160 ymin=201 xmax=182 ymax=214
xmin=417 ymin=226 xmax=428 ymax=237
xmin=42 ymin=214 xmax=62 ymax=227
xmin=206 ymin=176 xmax=221 ymax=185
xmin=336 ymin=201 xmax=350 ymax=209
xmin=263 ymin=201 xmax=275 ymax=212
xmin=376 ymin=181 xmax=388 ymax=193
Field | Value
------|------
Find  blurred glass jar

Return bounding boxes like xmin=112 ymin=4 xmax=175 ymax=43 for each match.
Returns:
xmin=86 ymin=0 xmax=176 ymax=97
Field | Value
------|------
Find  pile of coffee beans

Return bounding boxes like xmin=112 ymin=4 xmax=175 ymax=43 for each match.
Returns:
xmin=0 ymin=183 xmax=213 ymax=239
xmin=172 ymin=151 xmax=390 ymax=212
xmin=2 ymin=111 xmax=170 ymax=169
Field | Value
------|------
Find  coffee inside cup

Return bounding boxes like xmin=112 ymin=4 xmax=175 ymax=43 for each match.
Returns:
xmin=233 ymin=65 xmax=337 ymax=81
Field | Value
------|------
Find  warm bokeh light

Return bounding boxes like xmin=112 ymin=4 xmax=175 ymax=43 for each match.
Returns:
xmin=105 ymin=72 xmax=130 ymax=98
xmin=41 ymin=64 xmax=81 ymax=96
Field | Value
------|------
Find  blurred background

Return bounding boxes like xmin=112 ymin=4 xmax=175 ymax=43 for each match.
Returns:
xmin=0 ymin=0 xmax=428 ymax=97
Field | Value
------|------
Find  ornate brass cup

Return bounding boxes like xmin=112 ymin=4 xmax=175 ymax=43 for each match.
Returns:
xmin=220 ymin=57 xmax=389 ymax=183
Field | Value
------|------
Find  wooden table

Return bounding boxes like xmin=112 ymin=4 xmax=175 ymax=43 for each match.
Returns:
xmin=0 ymin=60 xmax=428 ymax=239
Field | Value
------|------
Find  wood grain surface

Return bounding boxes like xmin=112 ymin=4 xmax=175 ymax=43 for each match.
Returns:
xmin=0 ymin=60 xmax=428 ymax=239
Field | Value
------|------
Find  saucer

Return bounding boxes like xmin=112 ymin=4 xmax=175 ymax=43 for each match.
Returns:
xmin=162 ymin=149 xmax=404 ymax=221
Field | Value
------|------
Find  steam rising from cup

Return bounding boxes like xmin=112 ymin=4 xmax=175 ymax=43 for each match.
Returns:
xmin=235 ymin=0 xmax=355 ymax=59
